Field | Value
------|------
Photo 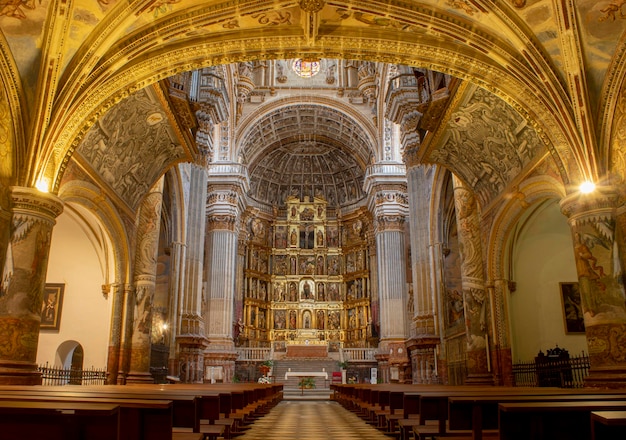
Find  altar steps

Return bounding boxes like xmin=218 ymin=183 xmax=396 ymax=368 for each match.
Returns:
xmin=272 ymin=358 xmax=340 ymax=390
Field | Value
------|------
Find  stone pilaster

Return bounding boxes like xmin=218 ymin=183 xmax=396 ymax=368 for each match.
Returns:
xmin=404 ymin=162 xmax=441 ymax=383
xmin=117 ymin=283 xmax=134 ymax=384
xmin=176 ymin=164 xmax=208 ymax=382
xmin=452 ymin=175 xmax=493 ymax=385
xmin=106 ymin=282 xmax=124 ymax=384
xmin=204 ymin=163 xmax=248 ymax=382
xmin=560 ymin=187 xmax=626 ymax=387
xmin=126 ymin=179 xmax=164 ymax=383
xmin=167 ymin=241 xmax=186 ymax=378
xmin=364 ymin=166 xmax=410 ymax=380
xmin=0 ymin=187 xmax=63 ymax=384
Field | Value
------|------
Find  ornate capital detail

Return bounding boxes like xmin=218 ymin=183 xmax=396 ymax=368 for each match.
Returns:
xmin=207 ymin=214 xmax=237 ymax=231
xmin=376 ymin=214 xmax=406 ymax=232
xmin=560 ymin=186 xmax=619 ymax=225
xmin=207 ymin=189 xmax=240 ymax=206
xmin=10 ymin=186 xmax=64 ymax=222
xmin=299 ymin=0 xmax=325 ymax=13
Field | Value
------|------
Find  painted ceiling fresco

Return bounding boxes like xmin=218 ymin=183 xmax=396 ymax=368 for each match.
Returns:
xmin=74 ymin=87 xmax=189 ymax=212
xmin=1 ymin=0 xmax=625 ymax=214
xmin=2 ymin=1 xmax=623 ymax=105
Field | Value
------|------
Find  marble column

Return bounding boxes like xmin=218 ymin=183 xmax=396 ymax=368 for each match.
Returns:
xmin=561 ymin=187 xmax=626 ymax=387
xmin=404 ymin=161 xmax=441 ymax=383
xmin=0 ymin=187 xmax=63 ymax=384
xmin=177 ymin=164 xmax=208 ymax=383
xmin=452 ymin=175 xmax=493 ymax=385
xmin=365 ymin=168 xmax=410 ymax=382
xmin=203 ymin=163 xmax=248 ymax=382
xmin=126 ymin=179 xmax=164 ymax=383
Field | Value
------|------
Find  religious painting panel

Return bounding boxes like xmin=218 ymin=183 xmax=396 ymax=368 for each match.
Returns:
xmin=327 ymin=255 xmax=340 ymax=275
xmin=274 ymin=310 xmax=286 ymax=330
xmin=274 ymin=226 xmax=287 ymax=249
xmin=326 ymin=226 xmax=339 ymax=247
xmin=298 ymin=255 xmax=315 ymax=274
xmin=40 ymin=283 xmax=64 ymax=330
xmin=560 ymin=282 xmax=585 ymax=334
xmin=328 ymin=311 xmax=341 ymax=329
xmin=274 ymin=255 xmax=288 ymax=275
xmin=327 ymin=283 xmax=340 ymax=301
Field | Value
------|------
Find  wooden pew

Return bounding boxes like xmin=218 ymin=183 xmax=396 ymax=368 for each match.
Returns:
xmin=449 ymin=392 xmax=626 ymax=440
xmin=0 ymin=400 xmax=120 ymax=440
xmin=591 ymin=411 xmax=626 ymax=440
xmin=0 ymin=393 xmax=173 ymax=440
xmin=499 ymin=400 xmax=626 ymax=440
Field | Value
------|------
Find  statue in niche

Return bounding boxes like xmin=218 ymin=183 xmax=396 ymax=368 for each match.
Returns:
xmin=317 ymin=310 xmax=325 ymax=329
xmin=317 ymin=230 xmax=324 ymax=247
xmin=316 ymin=256 xmax=324 ymax=275
xmin=301 ymin=280 xmax=314 ymax=300
xmin=290 ymin=228 xmax=298 ymax=246
xmin=317 ymin=283 xmax=325 ymax=301
xmin=288 ymin=282 xmax=298 ymax=302
xmin=289 ymin=310 xmax=297 ymax=329
xmin=303 ymin=311 xmax=311 ymax=329
xmin=290 ymin=256 xmax=297 ymax=275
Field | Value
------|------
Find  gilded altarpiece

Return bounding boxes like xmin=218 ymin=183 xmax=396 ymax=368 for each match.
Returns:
xmin=240 ymin=197 xmax=372 ymax=353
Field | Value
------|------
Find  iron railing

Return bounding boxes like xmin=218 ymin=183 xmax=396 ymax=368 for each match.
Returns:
xmin=38 ymin=363 xmax=108 ymax=386
xmin=512 ymin=351 xmax=590 ymax=388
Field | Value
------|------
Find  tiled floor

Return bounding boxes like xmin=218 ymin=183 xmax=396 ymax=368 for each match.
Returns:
xmin=238 ymin=400 xmax=392 ymax=439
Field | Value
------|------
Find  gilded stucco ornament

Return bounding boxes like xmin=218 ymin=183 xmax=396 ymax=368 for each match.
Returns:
xmin=299 ymin=0 xmax=325 ymax=13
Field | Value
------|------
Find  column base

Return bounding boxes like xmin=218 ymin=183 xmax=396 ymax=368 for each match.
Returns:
xmin=464 ymin=373 xmax=494 ymax=386
xmin=125 ymin=371 xmax=155 ymax=384
xmin=0 ymin=361 xmax=43 ymax=385
xmin=584 ymin=366 xmax=626 ymax=388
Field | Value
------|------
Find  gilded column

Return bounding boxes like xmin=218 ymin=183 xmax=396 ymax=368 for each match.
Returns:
xmin=561 ymin=187 xmax=626 ymax=387
xmin=177 ymin=163 xmax=208 ymax=383
xmin=0 ymin=187 xmax=63 ymax=384
xmin=126 ymin=179 xmax=164 ymax=383
xmin=452 ymin=175 xmax=493 ymax=385
xmin=365 ymin=166 xmax=410 ymax=382
xmin=204 ymin=163 xmax=248 ymax=382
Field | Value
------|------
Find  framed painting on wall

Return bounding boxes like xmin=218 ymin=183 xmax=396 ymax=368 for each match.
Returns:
xmin=40 ymin=283 xmax=65 ymax=330
xmin=560 ymin=282 xmax=585 ymax=334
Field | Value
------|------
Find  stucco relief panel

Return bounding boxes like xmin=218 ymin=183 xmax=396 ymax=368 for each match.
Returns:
xmin=431 ymin=87 xmax=544 ymax=208
xmin=76 ymin=89 xmax=186 ymax=211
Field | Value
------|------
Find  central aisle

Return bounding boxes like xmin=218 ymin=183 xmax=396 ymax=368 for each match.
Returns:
xmin=238 ymin=400 xmax=392 ymax=439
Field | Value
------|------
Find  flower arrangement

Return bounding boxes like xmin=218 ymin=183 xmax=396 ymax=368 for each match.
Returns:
xmin=298 ymin=377 xmax=316 ymax=389
xmin=258 ymin=375 xmax=271 ymax=384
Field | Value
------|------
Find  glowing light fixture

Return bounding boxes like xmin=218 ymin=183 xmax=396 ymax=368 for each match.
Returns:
xmin=579 ymin=181 xmax=596 ymax=194
xmin=35 ymin=178 xmax=50 ymax=193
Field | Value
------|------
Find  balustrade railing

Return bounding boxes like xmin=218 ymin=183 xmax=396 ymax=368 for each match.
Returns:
xmin=236 ymin=347 xmax=271 ymax=361
xmin=341 ymin=348 xmax=377 ymax=362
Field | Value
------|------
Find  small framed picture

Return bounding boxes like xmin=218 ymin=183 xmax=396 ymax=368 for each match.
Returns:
xmin=41 ymin=283 xmax=65 ymax=331
xmin=560 ymin=282 xmax=585 ymax=334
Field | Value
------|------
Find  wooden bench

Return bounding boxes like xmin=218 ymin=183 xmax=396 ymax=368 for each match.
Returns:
xmin=0 ymin=400 xmax=120 ymax=440
xmin=449 ymin=392 xmax=626 ymax=440
xmin=499 ymin=400 xmax=626 ymax=440
xmin=591 ymin=411 xmax=626 ymax=440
